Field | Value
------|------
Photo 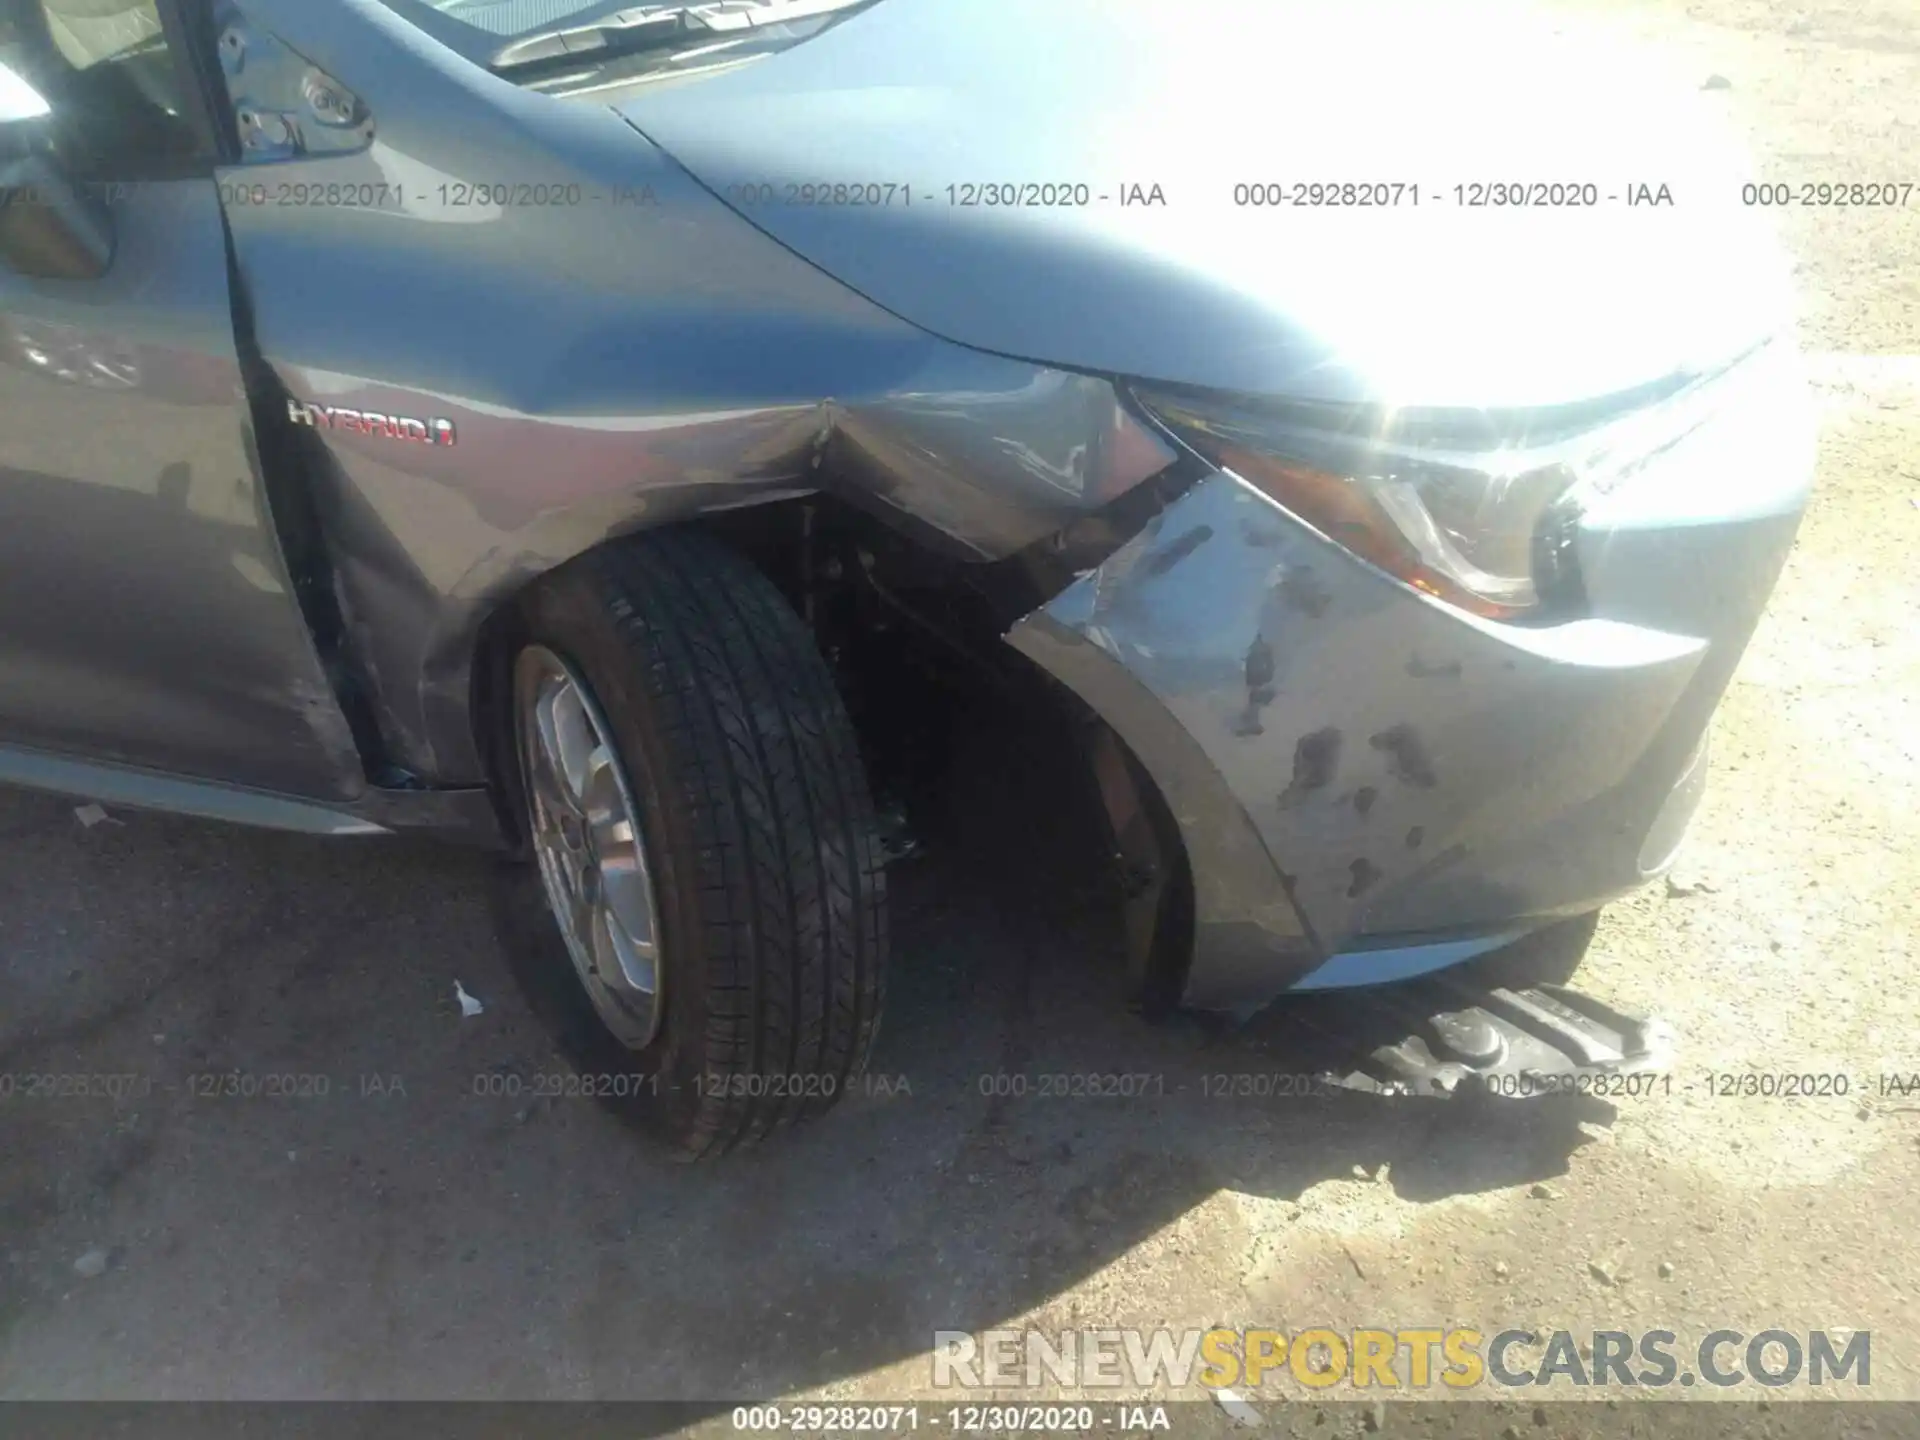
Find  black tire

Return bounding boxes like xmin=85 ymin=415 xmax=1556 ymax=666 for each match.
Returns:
xmin=514 ymin=530 xmax=887 ymax=1157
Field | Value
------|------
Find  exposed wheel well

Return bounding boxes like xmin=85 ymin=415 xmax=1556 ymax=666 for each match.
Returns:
xmin=467 ymin=495 xmax=1196 ymax=1011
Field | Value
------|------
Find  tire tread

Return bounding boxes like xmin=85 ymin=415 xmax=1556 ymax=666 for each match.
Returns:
xmin=561 ymin=531 xmax=884 ymax=1156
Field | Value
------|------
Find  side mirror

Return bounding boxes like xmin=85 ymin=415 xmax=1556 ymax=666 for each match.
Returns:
xmin=0 ymin=60 xmax=114 ymax=281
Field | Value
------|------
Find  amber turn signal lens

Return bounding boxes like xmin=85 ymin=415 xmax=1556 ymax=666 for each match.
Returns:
xmin=1212 ymin=442 xmax=1528 ymax=620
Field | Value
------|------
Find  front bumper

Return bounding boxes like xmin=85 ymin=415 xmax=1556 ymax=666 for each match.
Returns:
xmin=1007 ymin=345 xmax=1814 ymax=1010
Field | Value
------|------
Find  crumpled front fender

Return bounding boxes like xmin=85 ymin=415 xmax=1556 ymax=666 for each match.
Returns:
xmin=1008 ymin=470 xmax=1711 ymax=1010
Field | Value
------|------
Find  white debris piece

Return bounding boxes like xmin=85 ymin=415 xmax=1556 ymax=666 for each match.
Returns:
xmin=74 ymin=803 xmax=121 ymax=828
xmin=73 ymin=1248 xmax=110 ymax=1279
xmin=1212 ymin=1388 xmax=1263 ymax=1427
xmin=455 ymin=980 xmax=484 ymax=1018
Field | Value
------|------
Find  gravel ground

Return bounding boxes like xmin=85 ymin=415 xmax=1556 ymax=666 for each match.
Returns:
xmin=2 ymin=0 xmax=1918 ymax=1424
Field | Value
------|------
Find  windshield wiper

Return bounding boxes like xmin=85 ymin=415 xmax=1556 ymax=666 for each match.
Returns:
xmin=490 ymin=0 xmax=871 ymax=72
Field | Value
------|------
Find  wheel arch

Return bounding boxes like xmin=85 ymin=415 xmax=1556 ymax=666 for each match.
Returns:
xmin=458 ymin=485 xmax=969 ymax=852
xmin=467 ymin=483 xmax=1204 ymax=1007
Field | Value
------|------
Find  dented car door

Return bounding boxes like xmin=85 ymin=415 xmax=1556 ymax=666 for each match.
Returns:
xmin=0 ymin=0 xmax=361 ymax=796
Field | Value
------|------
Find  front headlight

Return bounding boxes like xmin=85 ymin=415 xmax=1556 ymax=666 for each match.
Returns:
xmin=1131 ymin=354 xmax=1754 ymax=620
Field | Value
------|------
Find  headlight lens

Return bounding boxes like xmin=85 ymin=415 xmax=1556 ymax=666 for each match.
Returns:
xmin=1131 ymin=361 xmax=1745 ymax=619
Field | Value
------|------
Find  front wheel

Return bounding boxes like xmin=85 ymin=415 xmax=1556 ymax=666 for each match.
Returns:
xmin=512 ymin=530 xmax=887 ymax=1156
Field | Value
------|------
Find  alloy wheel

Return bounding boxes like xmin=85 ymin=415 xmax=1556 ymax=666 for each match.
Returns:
xmin=514 ymin=645 xmax=663 ymax=1048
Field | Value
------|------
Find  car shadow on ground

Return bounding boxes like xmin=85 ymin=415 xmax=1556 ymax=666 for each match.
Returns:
xmin=479 ymin=692 xmax=1620 ymax=1404
xmin=0 ymin=693 xmax=1620 ymax=1400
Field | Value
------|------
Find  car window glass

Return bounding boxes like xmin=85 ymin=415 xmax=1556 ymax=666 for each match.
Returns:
xmin=7 ymin=0 xmax=202 ymax=175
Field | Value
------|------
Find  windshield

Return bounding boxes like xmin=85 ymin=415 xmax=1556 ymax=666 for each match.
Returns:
xmin=375 ymin=0 xmax=877 ymax=83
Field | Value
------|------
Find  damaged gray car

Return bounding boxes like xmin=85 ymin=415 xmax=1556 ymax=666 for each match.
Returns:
xmin=0 ymin=0 xmax=1813 ymax=1152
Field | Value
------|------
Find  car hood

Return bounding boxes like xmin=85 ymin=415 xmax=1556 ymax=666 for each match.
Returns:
xmin=612 ymin=0 xmax=1793 ymax=409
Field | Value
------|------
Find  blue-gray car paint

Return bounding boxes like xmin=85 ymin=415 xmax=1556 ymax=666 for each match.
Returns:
xmin=216 ymin=0 xmax=1176 ymax=784
xmin=606 ymin=0 xmax=1794 ymax=408
xmin=0 ymin=0 xmax=1815 ymax=1006
xmin=0 ymin=164 xmax=367 ymax=799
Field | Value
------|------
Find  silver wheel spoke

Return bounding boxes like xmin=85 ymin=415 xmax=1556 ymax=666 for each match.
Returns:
xmin=534 ymin=685 xmax=593 ymax=819
xmin=530 ymin=713 xmax=580 ymax=824
xmin=590 ymin=905 xmax=649 ymax=1008
xmin=598 ymin=851 xmax=657 ymax=978
xmin=580 ymin=743 xmax=622 ymax=827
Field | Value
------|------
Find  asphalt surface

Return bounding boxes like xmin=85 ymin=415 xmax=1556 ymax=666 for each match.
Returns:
xmin=3 ymin=0 xmax=1920 ymax=1422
